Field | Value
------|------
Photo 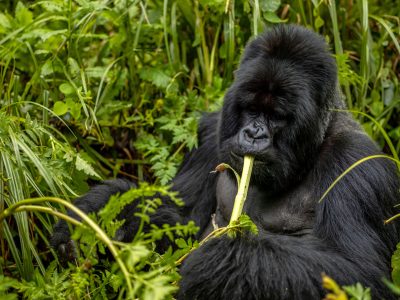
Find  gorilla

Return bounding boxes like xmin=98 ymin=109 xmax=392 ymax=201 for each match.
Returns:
xmin=51 ymin=25 xmax=400 ymax=299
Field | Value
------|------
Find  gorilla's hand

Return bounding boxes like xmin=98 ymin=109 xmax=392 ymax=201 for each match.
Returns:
xmin=50 ymin=179 xmax=135 ymax=262
xmin=52 ymin=237 xmax=78 ymax=266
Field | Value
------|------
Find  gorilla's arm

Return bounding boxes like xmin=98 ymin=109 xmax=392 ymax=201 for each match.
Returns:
xmin=51 ymin=179 xmax=135 ymax=251
xmin=51 ymin=112 xmax=220 ymax=252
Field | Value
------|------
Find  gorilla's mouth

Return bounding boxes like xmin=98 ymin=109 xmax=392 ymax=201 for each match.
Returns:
xmin=230 ymin=151 xmax=270 ymax=167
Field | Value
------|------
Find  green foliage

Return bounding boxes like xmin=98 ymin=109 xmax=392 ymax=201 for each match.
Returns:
xmin=225 ymin=214 xmax=259 ymax=238
xmin=0 ymin=0 xmax=399 ymax=298
xmin=323 ymin=274 xmax=371 ymax=300
xmin=0 ymin=184 xmax=198 ymax=299
xmin=392 ymin=242 xmax=400 ymax=285
xmin=0 ymin=110 xmax=95 ymax=279
xmin=236 ymin=214 xmax=259 ymax=235
xmin=343 ymin=283 xmax=371 ymax=300
xmin=0 ymin=275 xmax=19 ymax=300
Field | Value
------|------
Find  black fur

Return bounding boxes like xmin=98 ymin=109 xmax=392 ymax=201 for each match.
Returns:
xmin=52 ymin=25 xmax=399 ymax=299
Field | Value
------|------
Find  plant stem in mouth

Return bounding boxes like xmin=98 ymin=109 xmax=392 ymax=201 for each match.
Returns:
xmin=229 ymin=155 xmax=254 ymax=225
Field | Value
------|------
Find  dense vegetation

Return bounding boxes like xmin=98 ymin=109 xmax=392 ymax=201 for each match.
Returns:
xmin=0 ymin=0 xmax=399 ymax=299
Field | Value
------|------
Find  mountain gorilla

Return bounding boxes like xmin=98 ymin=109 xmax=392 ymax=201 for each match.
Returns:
xmin=51 ymin=25 xmax=400 ymax=299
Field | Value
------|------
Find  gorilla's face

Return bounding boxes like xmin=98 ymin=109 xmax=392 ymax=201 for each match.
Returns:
xmin=218 ymin=26 xmax=338 ymax=190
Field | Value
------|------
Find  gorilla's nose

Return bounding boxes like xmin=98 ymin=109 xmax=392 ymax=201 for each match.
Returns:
xmin=243 ymin=124 xmax=268 ymax=140
xmin=239 ymin=123 xmax=270 ymax=151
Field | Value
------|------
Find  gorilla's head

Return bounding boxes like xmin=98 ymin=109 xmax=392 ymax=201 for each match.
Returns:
xmin=218 ymin=25 xmax=341 ymax=190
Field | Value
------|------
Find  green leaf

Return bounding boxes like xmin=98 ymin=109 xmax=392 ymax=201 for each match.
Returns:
xmin=139 ymin=67 xmax=171 ymax=89
xmin=343 ymin=283 xmax=371 ymax=300
xmin=38 ymin=1 xmax=64 ymax=12
xmin=59 ymin=82 xmax=75 ymax=95
xmin=21 ymin=29 xmax=67 ymax=41
xmin=15 ymin=2 xmax=33 ymax=26
xmin=260 ymin=0 xmax=281 ymax=12
xmin=370 ymin=89 xmax=380 ymax=103
xmin=263 ymin=11 xmax=286 ymax=23
xmin=142 ymin=275 xmax=177 ymax=300
xmin=175 ymin=238 xmax=187 ymax=249
xmin=75 ymin=154 xmax=101 ymax=178
xmin=369 ymin=101 xmax=383 ymax=117
xmin=40 ymin=60 xmax=54 ymax=77
xmin=392 ymin=243 xmax=400 ymax=285
xmin=0 ymin=13 xmax=11 ymax=33
xmin=67 ymin=57 xmax=80 ymax=78
xmin=237 ymin=214 xmax=258 ymax=235
xmin=66 ymin=98 xmax=81 ymax=119
xmin=53 ymin=101 xmax=68 ymax=115
xmin=86 ymin=66 xmax=108 ymax=78
xmin=315 ymin=16 xmax=324 ymax=29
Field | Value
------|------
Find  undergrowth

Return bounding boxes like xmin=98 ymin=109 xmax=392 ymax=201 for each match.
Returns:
xmin=0 ymin=0 xmax=399 ymax=298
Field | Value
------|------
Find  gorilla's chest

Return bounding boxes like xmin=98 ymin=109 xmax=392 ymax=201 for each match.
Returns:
xmin=213 ymin=172 xmax=315 ymax=236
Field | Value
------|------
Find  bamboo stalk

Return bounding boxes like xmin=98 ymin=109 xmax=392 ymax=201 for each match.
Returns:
xmin=229 ymin=155 xmax=254 ymax=225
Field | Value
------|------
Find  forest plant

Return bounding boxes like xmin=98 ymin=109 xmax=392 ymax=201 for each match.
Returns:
xmin=0 ymin=0 xmax=399 ymax=298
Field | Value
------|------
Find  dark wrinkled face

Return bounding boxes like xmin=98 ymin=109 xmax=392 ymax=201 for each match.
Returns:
xmin=218 ymin=26 xmax=338 ymax=190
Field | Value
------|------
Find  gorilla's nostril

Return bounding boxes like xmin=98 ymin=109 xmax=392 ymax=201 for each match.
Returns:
xmin=245 ymin=127 xmax=268 ymax=140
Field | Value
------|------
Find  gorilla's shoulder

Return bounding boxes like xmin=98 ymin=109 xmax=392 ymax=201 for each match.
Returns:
xmin=197 ymin=112 xmax=220 ymax=146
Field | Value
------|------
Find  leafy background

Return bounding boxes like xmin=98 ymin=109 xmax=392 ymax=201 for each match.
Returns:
xmin=0 ymin=0 xmax=399 ymax=299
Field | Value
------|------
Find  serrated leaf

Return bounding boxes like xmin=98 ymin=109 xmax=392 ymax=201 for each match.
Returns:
xmin=0 ymin=13 xmax=11 ymax=33
xmin=139 ymin=67 xmax=171 ymax=89
xmin=86 ymin=66 xmax=108 ymax=78
xmin=142 ymin=275 xmax=177 ymax=300
xmin=21 ymin=29 xmax=67 ymax=41
xmin=343 ymin=283 xmax=371 ymax=300
xmin=38 ymin=1 xmax=64 ymax=12
xmin=75 ymin=154 xmax=101 ymax=178
xmin=175 ymin=238 xmax=187 ymax=249
xmin=260 ymin=0 xmax=281 ymax=12
xmin=16 ymin=2 xmax=33 ymax=26
xmin=63 ymin=151 xmax=74 ymax=163
xmin=238 ymin=214 xmax=259 ymax=235
xmin=68 ymin=57 xmax=80 ymax=78
xmin=41 ymin=60 xmax=54 ymax=77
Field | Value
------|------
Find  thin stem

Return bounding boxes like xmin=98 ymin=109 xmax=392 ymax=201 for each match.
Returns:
xmin=326 ymin=0 xmax=353 ymax=109
xmin=13 ymin=205 xmax=82 ymax=227
xmin=0 ymin=197 xmax=133 ymax=295
xmin=319 ymin=155 xmax=400 ymax=203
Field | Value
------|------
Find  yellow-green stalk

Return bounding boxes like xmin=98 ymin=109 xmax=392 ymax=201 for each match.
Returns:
xmin=229 ymin=155 xmax=254 ymax=225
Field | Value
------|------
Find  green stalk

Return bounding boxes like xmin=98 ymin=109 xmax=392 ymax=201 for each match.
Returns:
xmin=252 ymin=0 xmax=260 ymax=36
xmin=326 ymin=0 xmax=353 ymax=109
xmin=223 ymin=0 xmax=235 ymax=84
xmin=229 ymin=155 xmax=254 ymax=224
xmin=0 ymin=197 xmax=133 ymax=295
xmin=12 ymin=205 xmax=82 ymax=227
xmin=163 ymin=0 xmax=173 ymax=68
xmin=358 ymin=0 xmax=369 ymax=111
xmin=319 ymin=155 xmax=400 ymax=203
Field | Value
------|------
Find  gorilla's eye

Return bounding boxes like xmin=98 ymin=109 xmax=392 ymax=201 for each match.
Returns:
xmin=248 ymin=105 xmax=259 ymax=117
xmin=273 ymin=113 xmax=286 ymax=121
